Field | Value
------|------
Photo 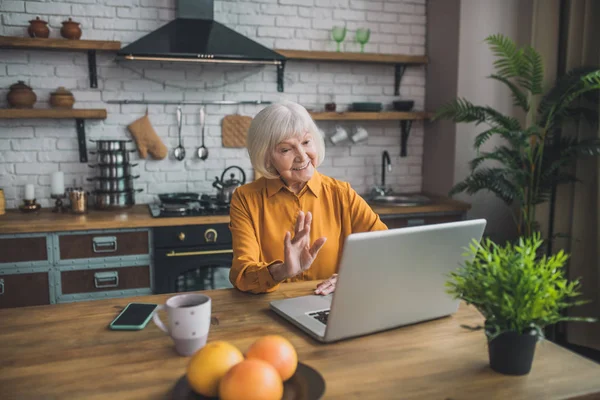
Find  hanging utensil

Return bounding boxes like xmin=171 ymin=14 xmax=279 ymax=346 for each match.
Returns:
xmin=197 ymin=106 xmax=209 ymax=160
xmin=173 ymin=106 xmax=185 ymax=161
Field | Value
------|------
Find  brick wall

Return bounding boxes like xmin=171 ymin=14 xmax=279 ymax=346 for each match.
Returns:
xmin=0 ymin=0 xmax=426 ymax=209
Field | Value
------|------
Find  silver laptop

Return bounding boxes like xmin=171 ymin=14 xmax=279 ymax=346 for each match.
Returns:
xmin=270 ymin=219 xmax=487 ymax=343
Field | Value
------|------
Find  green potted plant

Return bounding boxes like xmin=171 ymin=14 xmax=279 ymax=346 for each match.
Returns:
xmin=446 ymin=233 xmax=596 ymax=375
xmin=433 ymin=34 xmax=600 ymax=238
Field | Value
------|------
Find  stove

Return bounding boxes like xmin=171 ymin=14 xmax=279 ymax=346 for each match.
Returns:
xmin=148 ymin=194 xmax=230 ymax=218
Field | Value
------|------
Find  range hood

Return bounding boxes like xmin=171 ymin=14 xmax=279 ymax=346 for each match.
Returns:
xmin=116 ymin=0 xmax=285 ymax=67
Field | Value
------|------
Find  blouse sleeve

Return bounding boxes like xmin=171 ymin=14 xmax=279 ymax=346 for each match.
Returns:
xmin=228 ymin=189 xmax=283 ymax=294
xmin=345 ymin=182 xmax=388 ymax=233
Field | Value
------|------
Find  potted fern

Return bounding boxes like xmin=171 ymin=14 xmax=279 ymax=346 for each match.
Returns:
xmin=433 ymin=34 xmax=600 ymax=238
xmin=446 ymin=234 xmax=596 ymax=375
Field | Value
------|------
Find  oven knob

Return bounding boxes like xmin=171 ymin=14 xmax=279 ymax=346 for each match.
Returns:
xmin=178 ymin=232 xmax=186 ymax=241
xmin=204 ymin=228 xmax=218 ymax=243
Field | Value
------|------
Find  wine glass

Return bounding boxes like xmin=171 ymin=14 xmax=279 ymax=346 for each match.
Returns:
xmin=331 ymin=26 xmax=347 ymax=52
xmin=355 ymin=28 xmax=371 ymax=53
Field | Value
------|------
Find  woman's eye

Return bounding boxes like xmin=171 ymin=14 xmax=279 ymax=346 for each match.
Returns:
xmin=280 ymin=149 xmax=289 ymax=153
xmin=302 ymin=140 xmax=311 ymax=145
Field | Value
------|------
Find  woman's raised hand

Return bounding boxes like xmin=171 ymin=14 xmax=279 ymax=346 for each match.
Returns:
xmin=276 ymin=211 xmax=327 ymax=281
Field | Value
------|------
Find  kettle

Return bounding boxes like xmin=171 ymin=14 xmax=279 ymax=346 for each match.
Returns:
xmin=212 ymin=166 xmax=246 ymax=204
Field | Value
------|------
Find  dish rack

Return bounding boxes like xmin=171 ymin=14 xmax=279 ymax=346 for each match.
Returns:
xmin=86 ymin=139 xmax=142 ymax=210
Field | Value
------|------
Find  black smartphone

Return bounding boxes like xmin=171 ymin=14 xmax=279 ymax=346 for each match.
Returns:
xmin=109 ymin=302 xmax=158 ymax=331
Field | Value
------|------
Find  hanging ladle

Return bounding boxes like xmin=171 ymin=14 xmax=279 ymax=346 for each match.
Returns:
xmin=174 ymin=106 xmax=186 ymax=161
xmin=197 ymin=106 xmax=209 ymax=160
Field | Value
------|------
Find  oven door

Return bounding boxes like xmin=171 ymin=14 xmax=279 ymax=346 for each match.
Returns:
xmin=154 ymin=248 xmax=233 ymax=294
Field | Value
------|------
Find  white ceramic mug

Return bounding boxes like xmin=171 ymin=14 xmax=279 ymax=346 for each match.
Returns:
xmin=330 ymin=125 xmax=348 ymax=145
xmin=351 ymin=126 xmax=368 ymax=143
xmin=152 ymin=293 xmax=211 ymax=356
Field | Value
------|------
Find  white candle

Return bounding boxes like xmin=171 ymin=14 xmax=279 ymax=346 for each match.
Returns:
xmin=24 ymin=184 xmax=35 ymax=200
xmin=51 ymin=171 xmax=64 ymax=196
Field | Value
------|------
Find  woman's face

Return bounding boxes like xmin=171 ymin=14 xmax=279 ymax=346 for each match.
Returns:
xmin=270 ymin=132 xmax=318 ymax=189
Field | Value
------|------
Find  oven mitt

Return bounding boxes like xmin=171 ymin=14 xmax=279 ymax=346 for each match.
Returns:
xmin=127 ymin=112 xmax=168 ymax=160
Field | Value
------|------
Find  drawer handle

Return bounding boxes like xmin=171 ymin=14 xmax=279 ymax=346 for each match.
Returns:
xmin=92 ymin=236 xmax=118 ymax=253
xmin=407 ymin=218 xmax=425 ymax=226
xmin=0 ymin=278 xmax=4 ymax=295
xmin=94 ymin=271 xmax=119 ymax=289
xmin=166 ymin=249 xmax=233 ymax=257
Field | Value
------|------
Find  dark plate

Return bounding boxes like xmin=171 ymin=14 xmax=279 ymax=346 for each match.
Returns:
xmin=170 ymin=362 xmax=326 ymax=400
xmin=159 ymin=193 xmax=200 ymax=204
xmin=351 ymin=102 xmax=383 ymax=112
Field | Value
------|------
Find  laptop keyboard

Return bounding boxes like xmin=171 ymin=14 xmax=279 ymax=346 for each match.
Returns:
xmin=308 ymin=310 xmax=330 ymax=325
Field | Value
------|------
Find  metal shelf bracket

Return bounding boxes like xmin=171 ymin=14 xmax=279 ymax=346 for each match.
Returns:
xmin=400 ymin=120 xmax=413 ymax=157
xmin=394 ymin=64 xmax=407 ymax=96
xmin=277 ymin=61 xmax=285 ymax=92
xmin=87 ymin=50 xmax=98 ymax=88
xmin=76 ymin=119 xmax=88 ymax=163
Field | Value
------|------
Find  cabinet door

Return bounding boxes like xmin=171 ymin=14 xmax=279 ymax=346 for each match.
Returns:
xmin=0 ymin=236 xmax=48 ymax=264
xmin=0 ymin=272 xmax=50 ymax=309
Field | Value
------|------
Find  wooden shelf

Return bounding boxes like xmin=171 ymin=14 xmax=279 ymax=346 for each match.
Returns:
xmin=0 ymin=36 xmax=121 ymax=88
xmin=0 ymin=36 xmax=120 ymax=51
xmin=0 ymin=108 xmax=107 ymax=163
xmin=274 ymin=49 xmax=427 ymax=94
xmin=275 ymin=49 xmax=428 ymax=64
xmin=310 ymin=111 xmax=431 ymax=121
xmin=0 ymin=108 xmax=107 ymax=119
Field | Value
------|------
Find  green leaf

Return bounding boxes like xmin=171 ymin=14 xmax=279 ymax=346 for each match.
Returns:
xmin=489 ymin=74 xmax=530 ymax=111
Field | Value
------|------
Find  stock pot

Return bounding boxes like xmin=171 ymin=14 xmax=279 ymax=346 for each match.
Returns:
xmin=87 ymin=175 xmax=139 ymax=192
xmin=88 ymin=163 xmax=138 ymax=178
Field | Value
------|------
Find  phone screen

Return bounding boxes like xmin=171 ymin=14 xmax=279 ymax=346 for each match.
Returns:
xmin=111 ymin=303 xmax=158 ymax=327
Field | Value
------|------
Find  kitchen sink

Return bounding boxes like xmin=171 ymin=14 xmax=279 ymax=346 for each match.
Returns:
xmin=368 ymin=194 xmax=432 ymax=207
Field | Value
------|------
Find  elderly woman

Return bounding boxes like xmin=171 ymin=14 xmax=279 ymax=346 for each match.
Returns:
xmin=229 ymin=101 xmax=387 ymax=295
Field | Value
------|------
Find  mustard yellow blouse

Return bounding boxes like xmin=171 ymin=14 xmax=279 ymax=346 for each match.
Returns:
xmin=229 ymin=171 xmax=388 ymax=294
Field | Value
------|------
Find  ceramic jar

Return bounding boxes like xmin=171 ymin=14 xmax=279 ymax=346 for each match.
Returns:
xmin=28 ymin=17 xmax=50 ymax=38
xmin=7 ymin=81 xmax=37 ymax=109
xmin=50 ymin=87 xmax=75 ymax=109
xmin=60 ymin=18 xmax=82 ymax=40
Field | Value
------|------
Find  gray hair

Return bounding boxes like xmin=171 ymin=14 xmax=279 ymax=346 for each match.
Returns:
xmin=247 ymin=100 xmax=326 ymax=180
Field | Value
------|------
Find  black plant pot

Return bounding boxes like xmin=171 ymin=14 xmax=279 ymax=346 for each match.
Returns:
xmin=488 ymin=331 xmax=537 ymax=375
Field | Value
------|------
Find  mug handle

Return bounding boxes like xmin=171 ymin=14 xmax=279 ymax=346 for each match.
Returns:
xmin=152 ymin=305 xmax=169 ymax=334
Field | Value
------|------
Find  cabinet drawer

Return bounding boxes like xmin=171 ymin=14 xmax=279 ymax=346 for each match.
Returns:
xmin=58 ymin=231 xmax=149 ymax=261
xmin=0 ymin=272 xmax=50 ymax=309
xmin=0 ymin=236 xmax=48 ymax=264
xmin=60 ymin=265 xmax=150 ymax=295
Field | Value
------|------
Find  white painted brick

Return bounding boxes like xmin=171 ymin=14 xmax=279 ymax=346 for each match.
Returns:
xmin=220 ymin=2 xmax=261 ymax=15
xmin=140 ymin=0 xmax=169 ymax=7
xmin=366 ymin=11 xmax=397 ymax=23
xmin=56 ymin=139 xmax=79 ymax=150
xmin=274 ymin=38 xmax=310 ymax=50
xmin=275 ymin=16 xmax=309 ymax=28
xmin=2 ymin=12 xmax=33 ymax=25
xmin=239 ymin=15 xmax=275 ymax=26
xmin=0 ymin=151 xmax=36 ymax=163
xmin=384 ymin=3 xmax=415 ymax=13
xmin=2 ymin=1 xmax=25 ymax=12
xmin=138 ymin=19 xmax=162 ymax=31
xmin=318 ymin=0 xmax=349 ymax=7
xmin=158 ymin=9 xmax=175 ymax=20
xmin=262 ymin=4 xmax=297 ymax=16
xmin=2 ymin=127 xmax=34 ymax=138
xmin=279 ymin=0 xmax=313 ymax=5
xmin=38 ymin=151 xmax=80 ymax=162
xmin=379 ymin=44 xmax=411 ymax=53
xmin=333 ymin=9 xmax=365 ymax=21
xmin=117 ymin=6 xmax=157 ymax=19
xmin=94 ymin=17 xmax=137 ymax=30
xmin=411 ymin=25 xmax=426 ymax=35
xmin=258 ymin=26 xmax=293 ymax=38
xmin=370 ymin=33 xmax=397 ymax=44
xmin=415 ymin=4 xmax=426 ymax=14
xmin=399 ymin=14 xmax=426 ymax=24
xmin=297 ymin=7 xmax=330 ymax=19
xmin=411 ymin=45 xmax=425 ymax=55
xmin=333 ymin=157 xmax=365 ymax=167
xmin=7 ymin=64 xmax=54 ymax=76
xmin=349 ymin=0 xmax=382 ymax=11
xmin=16 ymin=162 xmax=59 ymax=174
xmin=0 ymin=50 xmax=27 ymax=63
xmin=25 ymin=2 xmax=71 ymax=15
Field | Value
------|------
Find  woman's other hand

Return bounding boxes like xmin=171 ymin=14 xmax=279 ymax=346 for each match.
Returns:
xmin=315 ymin=274 xmax=337 ymax=295
xmin=269 ymin=211 xmax=327 ymax=281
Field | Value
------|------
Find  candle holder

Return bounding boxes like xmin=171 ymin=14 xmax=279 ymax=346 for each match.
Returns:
xmin=51 ymin=194 xmax=68 ymax=213
xmin=19 ymin=199 xmax=41 ymax=213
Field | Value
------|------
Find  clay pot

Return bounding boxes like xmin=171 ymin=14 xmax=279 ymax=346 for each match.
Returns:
xmin=50 ymin=87 xmax=75 ymax=109
xmin=28 ymin=17 xmax=50 ymax=38
xmin=60 ymin=18 xmax=82 ymax=40
xmin=7 ymin=81 xmax=37 ymax=109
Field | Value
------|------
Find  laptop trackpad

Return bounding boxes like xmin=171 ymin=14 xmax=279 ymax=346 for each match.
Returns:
xmin=271 ymin=294 xmax=332 ymax=317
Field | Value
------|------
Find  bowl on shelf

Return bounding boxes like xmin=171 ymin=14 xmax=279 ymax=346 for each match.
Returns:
xmin=351 ymin=102 xmax=383 ymax=112
xmin=392 ymin=100 xmax=415 ymax=112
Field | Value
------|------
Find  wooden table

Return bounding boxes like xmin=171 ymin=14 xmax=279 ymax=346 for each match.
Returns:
xmin=1 ymin=282 xmax=599 ymax=399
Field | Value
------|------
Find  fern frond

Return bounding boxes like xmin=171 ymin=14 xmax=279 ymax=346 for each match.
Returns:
xmin=482 ymin=107 xmax=522 ymax=131
xmin=432 ymin=98 xmax=487 ymax=124
xmin=451 ymin=168 xmax=520 ymax=204
xmin=521 ymin=45 xmax=544 ymax=95
xmin=489 ymin=74 xmax=530 ymax=111
xmin=485 ymin=34 xmax=526 ymax=79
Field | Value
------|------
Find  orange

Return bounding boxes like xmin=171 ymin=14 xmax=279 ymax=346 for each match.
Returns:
xmin=186 ymin=341 xmax=244 ymax=398
xmin=246 ymin=335 xmax=298 ymax=381
xmin=219 ymin=359 xmax=284 ymax=400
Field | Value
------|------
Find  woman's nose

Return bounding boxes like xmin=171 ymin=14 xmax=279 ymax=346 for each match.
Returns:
xmin=294 ymin=147 xmax=306 ymax=160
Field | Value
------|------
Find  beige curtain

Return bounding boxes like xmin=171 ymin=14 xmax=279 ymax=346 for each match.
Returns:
xmin=533 ymin=0 xmax=600 ymax=350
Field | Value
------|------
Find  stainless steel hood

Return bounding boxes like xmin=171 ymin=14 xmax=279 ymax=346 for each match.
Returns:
xmin=116 ymin=0 xmax=285 ymax=66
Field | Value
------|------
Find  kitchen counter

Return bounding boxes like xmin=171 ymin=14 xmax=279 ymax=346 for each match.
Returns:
xmin=0 ymin=194 xmax=470 ymax=234
xmin=1 ymin=281 xmax=599 ymax=399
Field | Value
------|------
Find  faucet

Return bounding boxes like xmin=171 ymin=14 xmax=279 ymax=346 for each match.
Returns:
xmin=381 ymin=150 xmax=391 ymax=188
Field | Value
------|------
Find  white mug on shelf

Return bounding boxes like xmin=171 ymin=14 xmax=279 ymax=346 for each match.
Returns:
xmin=351 ymin=126 xmax=369 ymax=144
xmin=329 ymin=125 xmax=349 ymax=145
